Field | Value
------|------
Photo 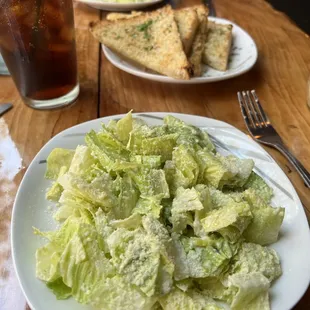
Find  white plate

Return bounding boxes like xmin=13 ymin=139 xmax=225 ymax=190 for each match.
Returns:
xmin=75 ymin=0 xmax=163 ymax=11
xmin=12 ymin=113 xmax=310 ymax=310
xmin=102 ymin=17 xmax=258 ymax=84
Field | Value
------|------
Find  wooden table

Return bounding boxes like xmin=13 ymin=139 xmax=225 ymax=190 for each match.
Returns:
xmin=0 ymin=0 xmax=309 ymax=309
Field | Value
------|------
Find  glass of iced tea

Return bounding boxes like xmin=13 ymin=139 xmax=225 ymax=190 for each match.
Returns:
xmin=0 ymin=0 xmax=79 ymax=109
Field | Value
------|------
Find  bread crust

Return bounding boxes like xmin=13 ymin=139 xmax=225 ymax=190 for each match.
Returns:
xmin=91 ymin=6 xmax=191 ymax=80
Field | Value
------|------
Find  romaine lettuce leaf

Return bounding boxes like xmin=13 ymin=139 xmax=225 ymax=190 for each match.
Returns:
xmin=94 ymin=208 xmax=114 ymax=253
xmin=35 ymin=216 xmax=92 ymax=282
xmin=107 ymin=228 xmax=161 ymax=296
xmin=196 ymin=150 xmax=233 ymax=188
xmin=168 ymin=233 xmax=190 ymax=281
xmin=46 ymin=278 xmax=72 ymax=300
xmin=196 ymin=150 xmax=254 ymax=189
xmin=201 ymin=201 xmax=252 ymax=241
xmin=227 ymin=272 xmax=270 ymax=310
xmin=54 ymin=189 xmax=97 ymax=222
xmin=46 ymin=166 xmax=68 ymax=202
xmin=218 ymin=155 xmax=254 ymax=188
xmin=35 ymin=242 xmax=62 ymax=282
xmin=131 ymin=155 xmax=162 ymax=169
xmin=243 ymin=172 xmax=273 ymax=203
xmin=129 ymin=168 xmax=170 ymax=199
xmin=113 ymin=174 xmax=139 ymax=219
xmin=142 ymin=216 xmax=174 ymax=295
xmin=193 ymin=184 xmax=211 ymax=237
xmin=127 ymin=121 xmax=177 ymax=162
xmin=45 ymin=148 xmax=75 ymax=180
xmin=57 ymin=222 xmax=115 ymax=303
xmin=116 ymin=110 xmax=133 ymax=143
xmin=172 ymin=187 xmax=204 ymax=214
xmin=68 ymin=145 xmax=99 ymax=176
xmin=163 ymin=115 xmax=215 ymax=152
xmin=159 ymin=288 xmax=197 ymax=310
xmin=230 ymin=243 xmax=282 ymax=282
xmin=90 ymin=275 xmax=156 ymax=310
xmin=170 ymin=187 xmax=204 ymax=233
xmin=172 ymin=145 xmax=199 ymax=188
xmin=242 ymin=189 xmax=284 ymax=245
xmin=164 ymin=160 xmax=191 ymax=196
xmin=189 ymin=290 xmax=224 ymax=310
xmin=110 ymin=213 xmax=142 ymax=230
xmin=140 ymin=134 xmax=178 ymax=162
xmin=159 ymin=288 xmax=222 ymax=310
xmin=134 ymin=197 xmax=163 ymax=218
xmin=85 ymin=130 xmax=129 ymax=171
xmin=182 ymin=235 xmax=239 ymax=278
xmin=58 ymin=172 xmax=117 ymax=211
xmin=243 ymin=205 xmax=284 ymax=245
xmin=196 ymin=277 xmax=233 ymax=304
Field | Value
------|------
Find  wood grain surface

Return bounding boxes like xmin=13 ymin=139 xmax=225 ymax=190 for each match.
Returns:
xmin=0 ymin=0 xmax=309 ymax=309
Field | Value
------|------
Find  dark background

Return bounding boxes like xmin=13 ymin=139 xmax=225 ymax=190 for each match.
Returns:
xmin=267 ymin=0 xmax=310 ymax=34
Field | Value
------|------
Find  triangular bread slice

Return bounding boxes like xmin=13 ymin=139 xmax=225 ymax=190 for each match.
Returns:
xmin=188 ymin=5 xmax=209 ymax=77
xmin=202 ymin=21 xmax=233 ymax=71
xmin=174 ymin=7 xmax=199 ymax=55
xmin=106 ymin=7 xmax=200 ymax=56
xmin=91 ymin=6 xmax=191 ymax=80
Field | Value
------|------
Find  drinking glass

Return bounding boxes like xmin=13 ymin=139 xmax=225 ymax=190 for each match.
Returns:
xmin=0 ymin=0 xmax=79 ymax=109
xmin=0 ymin=53 xmax=9 ymax=75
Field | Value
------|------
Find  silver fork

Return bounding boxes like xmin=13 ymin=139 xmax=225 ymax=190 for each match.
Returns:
xmin=238 ymin=90 xmax=310 ymax=188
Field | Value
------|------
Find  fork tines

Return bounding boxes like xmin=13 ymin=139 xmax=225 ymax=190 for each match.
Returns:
xmin=237 ymin=90 xmax=270 ymax=129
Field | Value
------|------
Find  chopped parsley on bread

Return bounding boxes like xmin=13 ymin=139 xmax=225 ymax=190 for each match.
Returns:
xmin=202 ymin=21 xmax=233 ymax=71
xmin=106 ymin=7 xmax=200 ymax=57
xmin=91 ymin=6 xmax=191 ymax=80
xmin=91 ymin=5 xmax=234 ymax=79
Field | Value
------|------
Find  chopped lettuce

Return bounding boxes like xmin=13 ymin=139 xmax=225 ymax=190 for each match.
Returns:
xmin=116 ymin=110 xmax=133 ymax=143
xmin=201 ymin=201 xmax=252 ymax=241
xmin=85 ymin=130 xmax=129 ymax=171
xmin=58 ymin=172 xmax=117 ymax=210
xmin=159 ymin=288 xmax=222 ymax=310
xmin=230 ymin=243 xmax=282 ymax=282
xmin=243 ymin=189 xmax=284 ymax=245
xmin=172 ymin=145 xmax=199 ymax=188
xmin=182 ymin=235 xmax=240 ymax=278
xmin=129 ymin=168 xmax=170 ymax=199
xmin=113 ymin=173 xmax=139 ymax=219
xmin=90 ymin=275 xmax=156 ymax=310
xmin=35 ymin=113 xmax=284 ymax=310
xmin=227 ymin=272 xmax=270 ymax=310
xmin=45 ymin=148 xmax=75 ymax=180
xmin=131 ymin=155 xmax=162 ymax=169
xmin=196 ymin=150 xmax=254 ymax=189
xmin=243 ymin=172 xmax=273 ymax=203
xmin=134 ymin=197 xmax=163 ymax=218
xmin=110 ymin=213 xmax=142 ymax=230
xmin=164 ymin=160 xmax=190 ymax=196
xmin=46 ymin=278 xmax=72 ymax=300
xmin=170 ymin=187 xmax=204 ymax=233
xmin=107 ymin=228 xmax=161 ymax=296
xmin=163 ymin=115 xmax=215 ymax=152
xmin=46 ymin=166 xmax=68 ymax=202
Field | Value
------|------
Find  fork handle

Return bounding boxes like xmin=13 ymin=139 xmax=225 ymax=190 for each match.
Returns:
xmin=275 ymin=143 xmax=310 ymax=188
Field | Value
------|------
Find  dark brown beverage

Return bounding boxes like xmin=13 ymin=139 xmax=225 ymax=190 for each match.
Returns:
xmin=0 ymin=0 xmax=78 ymax=108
